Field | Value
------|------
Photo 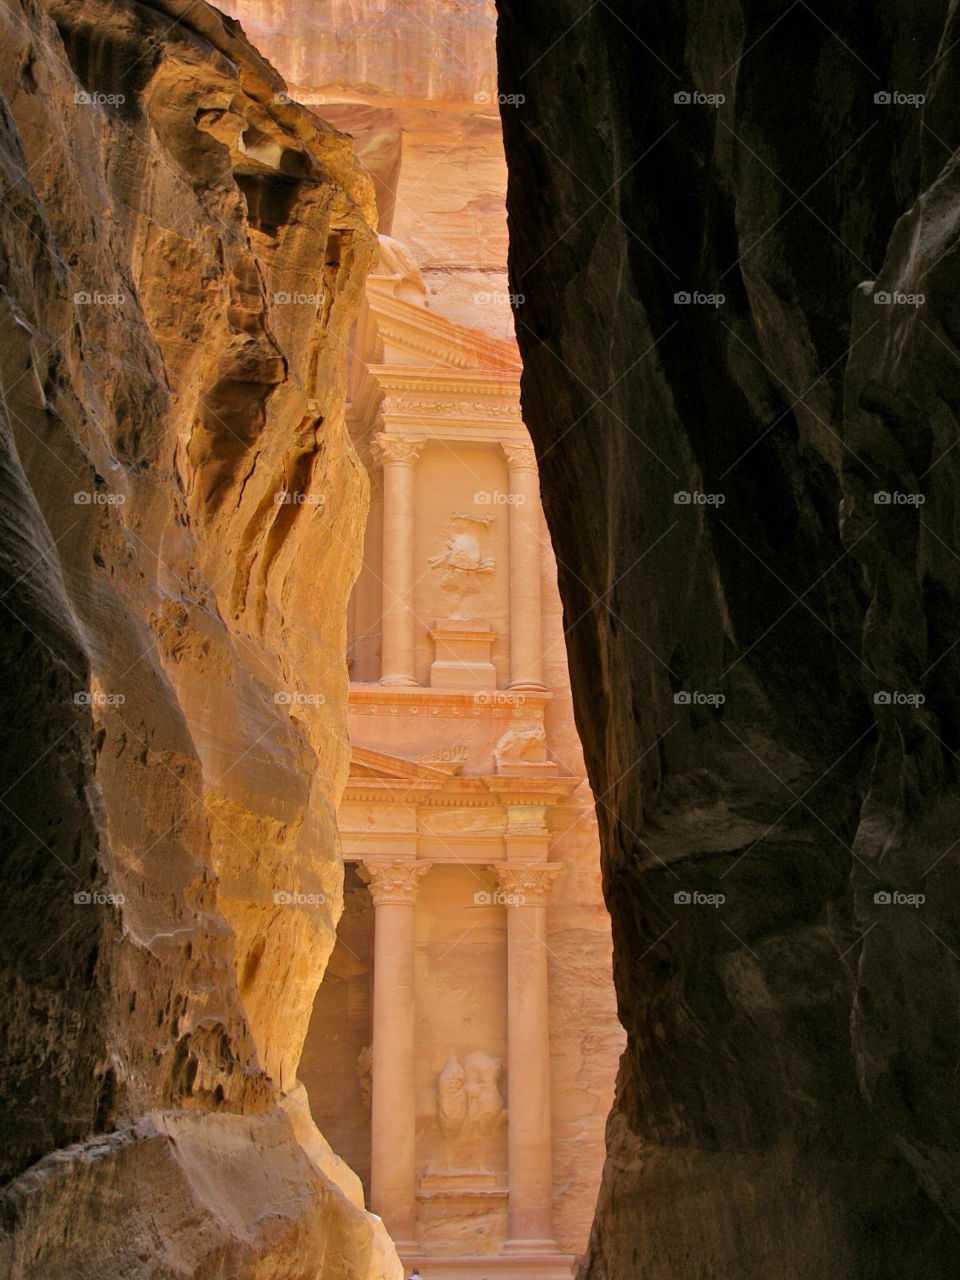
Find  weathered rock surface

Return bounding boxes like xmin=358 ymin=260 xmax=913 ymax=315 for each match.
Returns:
xmin=497 ymin=2 xmax=960 ymax=1276
xmin=220 ymin=0 xmax=515 ymax=337
xmin=216 ymin=0 xmax=498 ymax=103
xmin=0 ymin=0 xmax=398 ymax=1275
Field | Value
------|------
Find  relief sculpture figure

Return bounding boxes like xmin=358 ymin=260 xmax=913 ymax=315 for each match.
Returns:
xmin=428 ymin=514 xmax=495 ymax=616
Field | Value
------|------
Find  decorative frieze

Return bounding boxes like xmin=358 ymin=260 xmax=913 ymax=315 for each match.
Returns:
xmin=383 ymin=395 xmax=523 ymax=422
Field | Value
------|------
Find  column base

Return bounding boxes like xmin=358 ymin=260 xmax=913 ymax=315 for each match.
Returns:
xmin=503 ymin=1237 xmax=564 ymax=1254
xmin=508 ymin=680 xmax=548 ymax=692
xmin=379 ymin=674 xmax=420 ymax=687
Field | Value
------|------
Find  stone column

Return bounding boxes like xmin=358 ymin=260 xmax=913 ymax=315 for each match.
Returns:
xmin=503 ymin=443 xmax=546 ymax=689
xmin=496 ymin=862 xmax=561 ymax=1251
xmin=363 ymin=858 xmax=431 ymax=1249
xmin=372 ymin=433 xmax=424 ymax=685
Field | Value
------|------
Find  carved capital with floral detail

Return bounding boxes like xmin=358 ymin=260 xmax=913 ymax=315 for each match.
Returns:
xmin=502 ymin=442 xmax=538 ymax=472
xmin=362 ymin=858 xmax=432 ymax=906
xmin=371 ymin=433 xmax=426 ymax=467
xmin=494 ymin=862 xmax=560 ymax=907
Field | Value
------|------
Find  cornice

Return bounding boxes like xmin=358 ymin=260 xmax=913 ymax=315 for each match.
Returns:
xmin=342 ymin=773 xmax=580 ymax=806
xmin=370 ymin=366 xmax=522 ymax=398
xmin=349 ymin=684 xmax=553 ymax=713
xmin=349 ymin=367 xmax=529 ymax=442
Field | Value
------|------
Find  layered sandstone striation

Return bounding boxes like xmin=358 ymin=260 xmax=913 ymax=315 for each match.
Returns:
xmin=0 ymin=0 xmax=398 ymax=1275
xmin=498 ymin=1 xmax=960 ymax=1276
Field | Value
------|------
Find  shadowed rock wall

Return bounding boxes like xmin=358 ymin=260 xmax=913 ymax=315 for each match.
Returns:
xmin=497 ymin=2 xmax=960 ymax=1275
xmin=0 ymin=1 xmax=399 ymax=1275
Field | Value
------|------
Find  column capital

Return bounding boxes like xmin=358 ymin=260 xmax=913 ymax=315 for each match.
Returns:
xmin=372 ymin=433 xmax=425 ymax=466
xmin=362 ymin=858 xmax=431 ymax=906
xmin=495 ymin=862 xmax=560 ymax=906
xmin=502 ymin=441 xmax=538 ymax=472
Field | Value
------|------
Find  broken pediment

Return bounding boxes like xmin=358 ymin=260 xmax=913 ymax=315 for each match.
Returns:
xmin=349 ymin=744 xmax=457 ymax=781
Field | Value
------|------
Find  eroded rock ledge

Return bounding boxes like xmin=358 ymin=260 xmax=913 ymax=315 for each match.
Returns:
xmin=497 ymin=2 xmax=960 ymax=1276
xmin=0 ymin=1 xmax=397 ymax=1275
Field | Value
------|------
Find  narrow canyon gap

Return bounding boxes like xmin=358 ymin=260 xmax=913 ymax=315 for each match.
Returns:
xmin=213 ymin=2 xmax=625 ymax=1272
xmin=497 ymin=2 xmax=960 ymax=1277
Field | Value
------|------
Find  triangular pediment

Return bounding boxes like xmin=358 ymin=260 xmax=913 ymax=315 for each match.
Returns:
xmin=363 ymin=281 xmax=522 ymax=374
xmin=349 ymin=745 xmax=453 ymax=782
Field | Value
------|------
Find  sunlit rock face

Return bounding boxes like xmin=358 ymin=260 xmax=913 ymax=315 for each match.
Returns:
xmin=498 ymin=2 xmax=960 ymax=1276
xmin=219 ymin=0 xmax=514 ymax=339
xmin=0 ymin=1 xmax=398 ymax=1275
xmin=216 ymin=0 xmax=498 ymax=102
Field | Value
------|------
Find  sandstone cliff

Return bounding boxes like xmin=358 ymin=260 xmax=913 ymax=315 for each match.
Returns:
xmin=0 ymin=1 xmax=399 ymax=1275
xmin=497 ymin=2 xmax=960 ymax=1276
xmin=218 ymin=0 xmax=514 ymax=337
